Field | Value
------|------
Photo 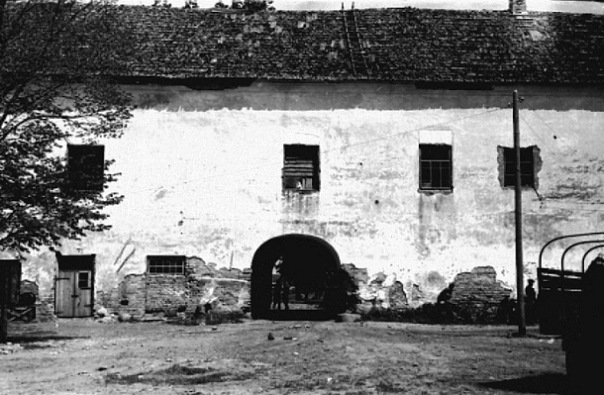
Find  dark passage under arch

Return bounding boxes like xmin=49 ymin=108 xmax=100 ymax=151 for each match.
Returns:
xmin=250 ymin=234 xmax=351 ymax=320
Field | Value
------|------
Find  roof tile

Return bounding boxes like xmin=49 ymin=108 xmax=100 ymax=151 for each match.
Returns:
xmin=114 ymin=6 xmax=604 ymax=83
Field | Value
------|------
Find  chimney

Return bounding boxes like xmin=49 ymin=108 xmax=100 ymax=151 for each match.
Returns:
xmin=509 ymin=0 xmax=527 ymax=14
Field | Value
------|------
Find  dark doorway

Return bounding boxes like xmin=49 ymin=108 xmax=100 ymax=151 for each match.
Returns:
xmin=251 ymin=234 xmax=351 ymax=320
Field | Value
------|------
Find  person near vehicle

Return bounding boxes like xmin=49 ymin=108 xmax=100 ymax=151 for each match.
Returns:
xmin=525 ymin=279 xmax=537 ymax=325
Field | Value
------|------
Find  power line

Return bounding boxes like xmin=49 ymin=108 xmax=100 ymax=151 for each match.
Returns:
xmin=119 ymin=107 xmax=507 ymax=197
xmin=104 ymin=105 xmax=602 ymax=215
xmin=532 ymin=110 xmax=564 ymax=142
xmin=520 ymin=115 xmax=557 ymax=153
xmin=336 ymin=108 xmax=503 ymax=151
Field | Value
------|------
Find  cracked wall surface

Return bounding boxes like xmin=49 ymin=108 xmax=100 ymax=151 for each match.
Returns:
xmin=8 ymin=82 xmax=604 ymax=305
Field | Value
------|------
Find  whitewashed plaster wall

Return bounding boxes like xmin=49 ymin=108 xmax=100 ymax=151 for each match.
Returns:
xmin=15 ymin=82 xmax=604 ymax=298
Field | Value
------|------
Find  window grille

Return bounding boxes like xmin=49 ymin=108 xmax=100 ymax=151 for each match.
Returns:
xmin=419 ymin=144 xmax=453 ymax=191
xmin=147 ymin=256 xmax=186 ymax=274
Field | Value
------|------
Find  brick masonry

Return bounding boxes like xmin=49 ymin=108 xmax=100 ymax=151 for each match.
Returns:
xmin=345 ymin=263 xmax=511 ymax=319
xmin=98 ymin=256 xmax=250 ymax=319
xmin=94 ymin=259 xmax=514 ymax=323
xmin=450 ymin=266 xmax=513 ymax=321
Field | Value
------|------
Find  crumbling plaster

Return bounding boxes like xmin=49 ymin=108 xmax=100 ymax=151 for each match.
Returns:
xmin=17 ymin=82 xmax=604 ymax=302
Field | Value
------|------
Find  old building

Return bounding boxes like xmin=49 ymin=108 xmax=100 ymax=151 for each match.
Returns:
xmin=9 ymin=1 xmax=604 ymax=315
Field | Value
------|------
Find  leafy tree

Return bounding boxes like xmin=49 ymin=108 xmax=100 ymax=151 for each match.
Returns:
xmin=1 ymin=0 xmax=133 ymax=342
xmin=0 ymin=0 xmax=133 ymax=257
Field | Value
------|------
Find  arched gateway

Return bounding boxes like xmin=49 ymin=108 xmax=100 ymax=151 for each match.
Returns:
xmin=250 ymin=234 xmax=348 ymax=319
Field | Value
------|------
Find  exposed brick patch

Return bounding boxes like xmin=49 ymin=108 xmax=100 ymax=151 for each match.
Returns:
xmin=341 ymin=263 xmax=369 ymax=288
xmin=99 ymin=257 xmax=250 ymax=320
xmin=387 ymin=281 xmax=408 ymax=308
xmin=450 ymin=266 xmax=513 ymax=321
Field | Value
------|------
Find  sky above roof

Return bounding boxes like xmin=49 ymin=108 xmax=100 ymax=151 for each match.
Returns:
xmin=117 ymin=0 xmax=604 ymax=14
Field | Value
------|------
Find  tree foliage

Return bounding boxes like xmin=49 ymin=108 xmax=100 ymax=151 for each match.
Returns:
xmin=0 ymin=0 xmax=134 ymax=254
xmin=214 ymin=0 xmax=275 ymax=12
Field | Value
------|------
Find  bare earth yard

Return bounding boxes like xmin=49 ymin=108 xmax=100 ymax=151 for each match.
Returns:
xmin=1 ymin=319 xmax=567 ymax=395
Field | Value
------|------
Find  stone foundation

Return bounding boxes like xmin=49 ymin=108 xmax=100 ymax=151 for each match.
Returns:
xmin=97 ymin=259 xmax=512 ymax=324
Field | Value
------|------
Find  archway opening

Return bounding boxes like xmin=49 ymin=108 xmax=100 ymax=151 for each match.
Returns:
xmin=250 ymin=234 xmax=353 ymax=320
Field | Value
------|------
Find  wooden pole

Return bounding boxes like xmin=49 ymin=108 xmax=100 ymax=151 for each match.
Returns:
xmin=513 ymin=90 xmax=527 ymax=336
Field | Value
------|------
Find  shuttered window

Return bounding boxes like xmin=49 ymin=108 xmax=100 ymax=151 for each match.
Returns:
xmin=67 ymin=144 xmax=105 ymax=192
xmin=503 ymin=147 xmax=535 ymax=188
xmin=283 ymin=144 xmax=320 ymax=192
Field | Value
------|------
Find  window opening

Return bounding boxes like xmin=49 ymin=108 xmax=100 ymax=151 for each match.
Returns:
xmin=283 ymin=144 xmax=320 ymax=192
xmin=67 ymin=144 xmax=105 ymax=192
xmin=419 ymin=144 xmax=453 ymax=191
xmin=147 ymin=255 xmax=186 ymax=274
xmin=77 ymin=271 xmax=91 ymax=289
xmin=503 ymin=147 xmax=535 ymax=188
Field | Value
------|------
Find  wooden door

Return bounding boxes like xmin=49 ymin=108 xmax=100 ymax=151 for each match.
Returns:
xmin=55 ymin=253 xmax=95 ymax=318
xmin=55 ymin=270 xmax=93 ymax=317
xmin=55 ymin=271 xmax=76 ymax=317
xmin=74 ymin=271 xmax=92 ymax=317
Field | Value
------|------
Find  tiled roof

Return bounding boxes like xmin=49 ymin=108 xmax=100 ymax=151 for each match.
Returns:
xmin=117 ymin=6 xmax=604 ymax=84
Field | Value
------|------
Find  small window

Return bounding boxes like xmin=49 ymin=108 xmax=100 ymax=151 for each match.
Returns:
xmin=68 ymin=144 xmax=105 ymax=191
xmin=147 ymin=255 xmax=186 ymax=274
xmin=503 ymin=147 xmax=535 ymax=188
xmin=419 ymin=144 xmax=452 ymax=191
xmin=283 ymin=144 xmax=320 ymax=193
xmin=78 ymin=271 xmax=91 ymax=289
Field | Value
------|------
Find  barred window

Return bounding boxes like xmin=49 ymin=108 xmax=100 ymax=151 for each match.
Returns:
xmin=283 ymin=144 xmax=320 ymax=193
xmin=147 ymin=256 xmax=186 ymax=274
xmin=419 ymin=144 xmax=453 ymax=191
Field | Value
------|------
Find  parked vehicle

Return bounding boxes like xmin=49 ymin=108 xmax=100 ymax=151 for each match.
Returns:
xmin=537 ymin=233 xmax=604 ymax=394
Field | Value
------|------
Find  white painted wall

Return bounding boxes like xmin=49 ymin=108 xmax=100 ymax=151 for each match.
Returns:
xmin=24 ymin=82 xmax=599 ymax=299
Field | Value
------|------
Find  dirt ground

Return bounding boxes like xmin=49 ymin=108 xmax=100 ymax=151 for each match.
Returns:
xmin=1 ymin=318 xmax=568 ymax=395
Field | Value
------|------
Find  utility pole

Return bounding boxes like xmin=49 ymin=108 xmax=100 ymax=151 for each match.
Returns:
xmin=513 ymin=90 xmax=526 ymax=336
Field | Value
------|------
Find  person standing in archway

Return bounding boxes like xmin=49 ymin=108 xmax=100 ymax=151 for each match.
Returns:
xmin=281 ymin=275 xmax=290 ymax=311
xmin=272 ymin=274 xmax=290 ymax=311
xmin=271 ymin=257 xmax=290 ymax=311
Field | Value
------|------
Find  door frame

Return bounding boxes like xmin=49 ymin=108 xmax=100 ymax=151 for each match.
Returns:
xmin=54 ymin=254 xmax=95 ymax=318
